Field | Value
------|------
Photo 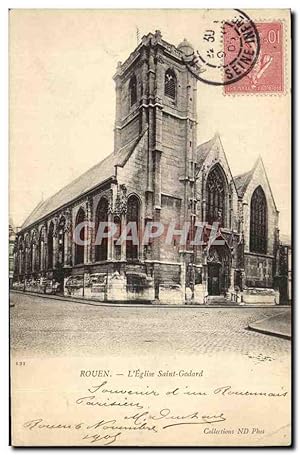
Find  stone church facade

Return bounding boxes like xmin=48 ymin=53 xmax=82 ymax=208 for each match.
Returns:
xmin=12 ymin=31 xmax=282 ymax=304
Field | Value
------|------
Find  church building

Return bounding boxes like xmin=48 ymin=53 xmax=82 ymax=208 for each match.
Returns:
xmin=12 ymin=31 xmax=282 ymax=305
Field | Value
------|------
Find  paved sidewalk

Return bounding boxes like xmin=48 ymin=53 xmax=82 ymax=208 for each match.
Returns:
xmin=248 ymin=311 xmax=291 ymax=339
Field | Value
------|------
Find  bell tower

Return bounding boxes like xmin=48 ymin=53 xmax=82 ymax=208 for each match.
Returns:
xmin=113 ymin=31 xmax=199 ymax=260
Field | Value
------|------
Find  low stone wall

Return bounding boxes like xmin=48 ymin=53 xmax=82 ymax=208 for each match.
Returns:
xmin=11 ymin=279 xmax=60 ymax=295
xmin=159 ymin=284 xmax=185 ymax=304
xmin=63 ymin=270 xmax=156 ymax=302
xmin=242 ymin=287 xmax=278 ymax=305
xmin=13 ymin=267 xmax=280 ymax=306
xmin=64 ymin=275 xmax=84 ymax=297
xmin=11 ymin=282 xmax=25 ymax=291
xmin=193 ymin=284 xmax=207 ymax=304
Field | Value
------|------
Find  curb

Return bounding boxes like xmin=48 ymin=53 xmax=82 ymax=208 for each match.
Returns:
xmin=248 ymin=311 xmax=291 ymax=340
xmin=10 ymin=290 xmax=291 ymax=310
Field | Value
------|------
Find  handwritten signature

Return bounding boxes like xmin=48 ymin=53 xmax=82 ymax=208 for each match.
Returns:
xmin=124 ymin=408 xmax=226 ymax=429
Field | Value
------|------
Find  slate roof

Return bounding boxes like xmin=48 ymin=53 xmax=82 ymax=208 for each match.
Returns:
xmin=196 ymin=136 xmax=216 ymax=168
xmin=233 ymin=169 xmax=254 ymax=197
xmin=21 ymin=131 xmax=146 ymax=231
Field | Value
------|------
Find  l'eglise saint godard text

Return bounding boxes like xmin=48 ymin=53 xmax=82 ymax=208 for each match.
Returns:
xmin=128 ymin=369 xmax=203 ymax=379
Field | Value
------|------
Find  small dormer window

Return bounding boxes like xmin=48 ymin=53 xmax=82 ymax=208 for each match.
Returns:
xmin=165 ymin=69 xmax=176 ymax=100
xmin=129 ymin=75 xmax=137 ymax=106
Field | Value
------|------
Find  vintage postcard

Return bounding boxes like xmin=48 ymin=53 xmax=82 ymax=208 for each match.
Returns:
xmin=9 ymin=9 xmax=292 ymax=446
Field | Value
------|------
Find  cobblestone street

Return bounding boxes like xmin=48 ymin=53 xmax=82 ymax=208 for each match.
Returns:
xmin=10 ymin=292 xmax=291 ymax=359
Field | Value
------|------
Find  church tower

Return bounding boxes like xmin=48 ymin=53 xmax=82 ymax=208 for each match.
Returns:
xmin=113 ymin=30 xmax=199 ymax=263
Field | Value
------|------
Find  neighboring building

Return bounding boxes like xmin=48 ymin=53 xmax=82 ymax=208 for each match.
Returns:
xmin=276 ymin=234 xmax=292 ymax=304
xmin=12 ymin=31 xmax=282 ymax=304
xmin=9 ymin=219 xmax=17 ymax=287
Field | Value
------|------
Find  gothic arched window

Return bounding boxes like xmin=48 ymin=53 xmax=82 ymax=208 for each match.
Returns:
xmin=75 ymin=208 xmax=85 ymax=265
xmin=113 ymin=216 xmax=121 ymax=260
xmin=31 ymin=231 xmax=37 ymax=272
xmin=19 ymin=239 xmax=24 ymax=275
xmin=206 ymin=165 xmax=226 ymax=226
xmin=39 ymin=227 xmax=46 ymax=271
xmin=129 ymin=75 xmax=137 ymax=106
xmin=24 ymin=234 xmax=30 ymax=274
xmin=95 ymin=197 xmax=108 ymax=261
xmin=47 ymin=222 xmax=54 ymax=269
xmin=250 ymin=186 xmax=267 ymax=254
xmin=164 ymin=69 xmax=176 ymax=100
xmin=18 ymin=250 xmax=23 ymax=275
xmin=126 ymin=195 xmax=140 ymax=260
xmin=57 ymin=217 xmax=66 ymax=266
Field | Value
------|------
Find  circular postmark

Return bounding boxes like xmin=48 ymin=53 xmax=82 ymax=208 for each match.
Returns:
xmin=184 ymin=9 xmax=260 ymax=86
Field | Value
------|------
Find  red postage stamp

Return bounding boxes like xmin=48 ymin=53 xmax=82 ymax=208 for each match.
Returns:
xmin=225 ymin=22 xmax=284 ymax=94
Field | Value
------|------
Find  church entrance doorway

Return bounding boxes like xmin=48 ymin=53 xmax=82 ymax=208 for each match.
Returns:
xmin=208 ymin=263 xmax=221 ymax=295
xmin=207 ymin=244 xmax=231 ymax=296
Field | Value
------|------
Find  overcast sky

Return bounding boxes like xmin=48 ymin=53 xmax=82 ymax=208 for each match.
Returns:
xmin=9 ymin=9 xmax=291 ymax=236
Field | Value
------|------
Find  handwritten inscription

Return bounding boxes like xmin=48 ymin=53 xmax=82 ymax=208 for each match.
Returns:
xmin=22 ymin=379 xmax=288 ymax=445
xmin=24 ymin=410 xmax=226 ymax=445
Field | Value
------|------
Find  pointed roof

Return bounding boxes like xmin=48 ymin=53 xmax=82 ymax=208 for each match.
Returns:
xmin=20 ymin=130 xmax=147 ymax=231
xmin=196 ymin=134 xmax=238 ymax=191
xmin=233 ymin=169 xmax=255 ymax=197
xmin=233 ymin=156 xmax=263 ymax=197
xmin=233 ymin=156 xmax=277 ymax=210
xmin=196 ymin=135 xmax=217 ymax=168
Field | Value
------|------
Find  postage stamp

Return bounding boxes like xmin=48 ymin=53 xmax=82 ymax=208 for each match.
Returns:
xmin=224 ymin=22 xmax=284 ymax=94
